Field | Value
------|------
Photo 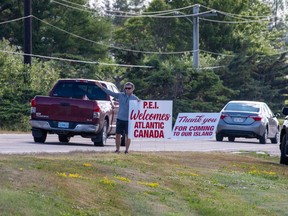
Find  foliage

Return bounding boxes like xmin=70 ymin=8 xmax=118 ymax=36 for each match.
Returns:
xmin=0 ymin=40 xmax=60 ymax=130
xmin=121 ymin=54 xmax=235 ymax=118
xmin=111 ymin=0 xmax=288 ymax=113
xmin=165 ymin=0 xmax=276 ymax=53
xmin=216 ymin=52 xmax=288 ymax=111
xmin=0 ymin=0 xmax=24 ymax=45
xmin=0 ymin=88 xmax=35 ymax=131
xmin=110 ymin=0 xmax=148 ymax=26
xmin=0 ymin=0 xmax=113 ymax=59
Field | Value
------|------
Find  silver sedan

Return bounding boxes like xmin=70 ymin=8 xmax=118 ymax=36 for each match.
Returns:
xmin=216 ymin=100 xmax=279 ymax=144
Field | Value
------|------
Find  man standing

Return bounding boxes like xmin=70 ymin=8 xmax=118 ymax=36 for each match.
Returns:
xmin=95 ymin=81 xmax=139 ymax=154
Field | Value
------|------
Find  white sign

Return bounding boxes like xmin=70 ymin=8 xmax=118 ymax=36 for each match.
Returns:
xmin=172 ymin=113 xmax=221 ymax=140
xmin=128 ymin=100 xmax=173 ymax=139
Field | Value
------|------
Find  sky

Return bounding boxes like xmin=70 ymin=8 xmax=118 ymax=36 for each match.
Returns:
xmin=89 ymin=0 xmax=151 ymax=9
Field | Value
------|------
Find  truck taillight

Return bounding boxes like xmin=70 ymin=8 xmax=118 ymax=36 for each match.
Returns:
xmin=93 ymin=105 xmax=100 ymax=118
xmin=31 ymin=98 xmax=36 ymax=113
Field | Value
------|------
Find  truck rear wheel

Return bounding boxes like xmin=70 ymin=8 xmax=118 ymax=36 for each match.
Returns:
xmin=92 ymin=121 xmax=108 ymax=147
xmin=58 ymin=135 xmax=70 ymax=143
xmin=32 ymin=128 xmax=47 ymax=143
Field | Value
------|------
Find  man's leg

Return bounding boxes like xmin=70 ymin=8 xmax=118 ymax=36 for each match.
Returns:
xmin=125 ymin=135 xmax=131 ymax=153
xmin=115 ymin=119 xmax=123 ymax=152
xmin=124 ymin=121 xmax=130 ymax=153
xmin=115 ymin=133 xmax=121 ymax=152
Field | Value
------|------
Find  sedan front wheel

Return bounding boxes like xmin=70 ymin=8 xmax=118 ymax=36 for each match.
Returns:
xmin=270 ymin=131 xmax=279 ymax=144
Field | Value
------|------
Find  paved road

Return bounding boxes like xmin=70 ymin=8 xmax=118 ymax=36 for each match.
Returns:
xmin=0 ymin=133 xmax=281 ymax=156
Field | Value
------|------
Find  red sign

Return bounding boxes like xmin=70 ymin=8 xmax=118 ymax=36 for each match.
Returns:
xmin=128 ymin=100 xmax=173 ymax=139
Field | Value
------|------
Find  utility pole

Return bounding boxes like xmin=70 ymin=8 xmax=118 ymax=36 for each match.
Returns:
xmin=192 ymin=5 xmax=217 ymax=70
xmin=193 ymin=5 xmax=200 ymax=70
xmin=24 ymin=0 xmax=32 ymax=65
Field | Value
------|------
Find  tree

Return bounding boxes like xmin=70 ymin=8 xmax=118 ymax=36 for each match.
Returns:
xmin=122 ymin=55 xmax=235 ymax=117
xmin=108 ymin=0 xmax=147 ymax=26
xmin=112 ymin=0 xmax=288 ymax=111
xmin=32 ymin=0 xmax=113 ymax=59
xmin=0 ymin=0 xmax=117 ymax=85
xmin=0 ymin=0 xmax=113 ymax=60
xmin=0 ymin=0 xmax=24 ymax=45
xmin=0 ymin=39 xmax=60 ymax=130
xmin=216 ymin=52 xmax=288 ymax=110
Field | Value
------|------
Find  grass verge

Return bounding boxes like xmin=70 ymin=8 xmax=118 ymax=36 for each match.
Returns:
xmin=0 ymin=151 xmax=287 ymax=216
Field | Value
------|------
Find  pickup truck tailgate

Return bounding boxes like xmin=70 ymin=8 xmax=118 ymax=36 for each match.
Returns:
xmin=33 ymin=96 xmax=97 ymax=123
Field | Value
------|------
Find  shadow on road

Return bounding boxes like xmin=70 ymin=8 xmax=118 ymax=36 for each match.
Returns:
xmin=211 ymin=139 xmax=278 ymax=145
xmin=25 ymin=141 xmax=115 ymax=148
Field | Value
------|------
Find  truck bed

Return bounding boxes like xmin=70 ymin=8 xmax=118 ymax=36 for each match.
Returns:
xmin=32 ymin=96 xmax=98 ymax=123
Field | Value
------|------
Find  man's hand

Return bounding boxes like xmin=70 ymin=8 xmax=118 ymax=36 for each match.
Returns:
xmin=95 ymin=81 xmax=103 ymax=89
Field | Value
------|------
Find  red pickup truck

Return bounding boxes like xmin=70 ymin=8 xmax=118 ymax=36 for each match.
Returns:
xmin=30 ymin=79 xmax=120 ymax=146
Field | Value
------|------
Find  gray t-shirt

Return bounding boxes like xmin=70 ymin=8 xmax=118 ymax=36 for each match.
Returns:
xmin=101 ymin=88 xmax=139 ymax=121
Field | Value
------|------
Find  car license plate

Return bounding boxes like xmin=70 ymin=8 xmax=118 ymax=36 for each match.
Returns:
xmin=233 ymin=117 xmax=244 ymax=123
xmin=58 ymin=122 xmax=69 ymax=128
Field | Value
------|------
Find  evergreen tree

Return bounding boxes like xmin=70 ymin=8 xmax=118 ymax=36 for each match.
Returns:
xmin=216 ymin=52 xmax=288 ymax=110
xmin=0 ymin=40 xmax=60 ymax=130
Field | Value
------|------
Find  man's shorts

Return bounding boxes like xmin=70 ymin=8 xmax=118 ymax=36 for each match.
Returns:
xmin=116 ymin=119 xmax=129 ymax=135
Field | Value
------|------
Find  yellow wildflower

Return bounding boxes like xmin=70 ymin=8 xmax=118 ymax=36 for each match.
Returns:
xmin=57 ymin=172 xmax=67 ymax=177
xmin=138 ymin=181 xmax=160 ymax=188
xmin=100 ymin=177 xmax=115 ymax=186
xmin=68 ymin=173 xmax=81 ymax=178
xmin=114 ymin=176 xmax=131 ymax=183
xmin=177 ymin=171 xmax=199 ymax=177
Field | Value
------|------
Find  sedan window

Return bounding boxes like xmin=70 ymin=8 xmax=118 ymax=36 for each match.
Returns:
xmin=225 ymin=103 xmax=260 ymax=112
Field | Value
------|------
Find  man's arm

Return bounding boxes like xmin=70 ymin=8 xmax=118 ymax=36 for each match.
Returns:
xmin=95 ymin=81 xmax=119 ymax=98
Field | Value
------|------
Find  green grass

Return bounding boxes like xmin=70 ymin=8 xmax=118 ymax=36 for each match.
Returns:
xmin=0 ymin=151 xmax=287 ymax=216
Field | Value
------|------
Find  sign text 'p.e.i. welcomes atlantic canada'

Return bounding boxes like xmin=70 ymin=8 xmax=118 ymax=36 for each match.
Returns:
xmin=128 ymin=100 xmax=173 ymax=139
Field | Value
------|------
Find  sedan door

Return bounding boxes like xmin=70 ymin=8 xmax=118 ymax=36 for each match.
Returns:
xmin=263 ymin=104 xmax=278 ymax=137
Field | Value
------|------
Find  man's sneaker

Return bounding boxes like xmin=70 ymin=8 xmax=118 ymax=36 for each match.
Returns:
xmin=124 ymin=150 xmax=128 ymax=154
xmin=115 ymin=150 xmax=120 ymax=153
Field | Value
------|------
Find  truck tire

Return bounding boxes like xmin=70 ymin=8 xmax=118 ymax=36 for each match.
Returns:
xmin=58 ymin=135 xmax=70 ymax=143
xmin=92 ymin=120 xmax=108 ymax=147
xmin=280 ymin=135 xmax=288 ymax=165
xmin=32 ymin=128 xmax=47 ymax=143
